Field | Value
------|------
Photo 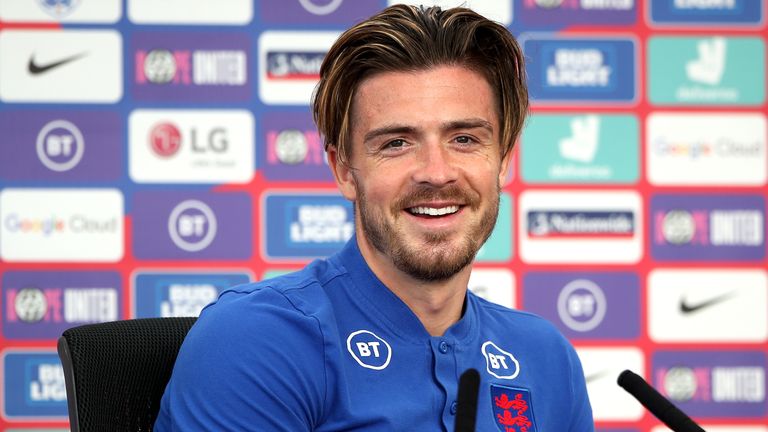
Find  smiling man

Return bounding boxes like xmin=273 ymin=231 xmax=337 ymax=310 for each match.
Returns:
xmin=156 ymin=5 xmax=594 ymax=431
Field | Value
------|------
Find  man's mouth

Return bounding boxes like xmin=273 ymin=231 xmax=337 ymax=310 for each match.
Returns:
xmin=407 ymin=205 xmax=460 ymax=217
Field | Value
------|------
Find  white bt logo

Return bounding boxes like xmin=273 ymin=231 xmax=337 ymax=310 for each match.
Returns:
xmin=481 ymin=341 xmax=520 ymax=379
xmin=167 ymin=200 xmax=217 ymax=252
xmin=36 ymin=119 xmax=85 ymax=172
xmin=346 ymin=330 xmax=392 ymax=370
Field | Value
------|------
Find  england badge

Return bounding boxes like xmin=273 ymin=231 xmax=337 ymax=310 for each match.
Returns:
xmin=491 ymin=384 xmax=537 ymax=432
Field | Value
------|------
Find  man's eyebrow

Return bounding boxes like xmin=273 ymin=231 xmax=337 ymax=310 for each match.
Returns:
xmin=363 ymin=119 xmax=493 ymax=143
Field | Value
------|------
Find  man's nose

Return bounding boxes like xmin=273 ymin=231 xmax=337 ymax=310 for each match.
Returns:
xmin=411 ymin=141 xmax=459 ymax=186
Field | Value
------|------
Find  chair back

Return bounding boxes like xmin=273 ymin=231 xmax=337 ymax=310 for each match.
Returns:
xmin=57 ymin=317 xmax=196 ymax=432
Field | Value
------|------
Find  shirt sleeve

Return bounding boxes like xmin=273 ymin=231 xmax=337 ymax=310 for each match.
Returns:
xmin=154 ymin=286 xmax=327 ymax=431
xmin=566 ymin=342 xmax=595 ymax=432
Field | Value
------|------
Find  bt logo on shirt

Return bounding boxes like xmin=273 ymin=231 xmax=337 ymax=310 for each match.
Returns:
xmin=346 ymin=330 xmax=392 ymax=371
xmin=482 ymin=341 xmax=520 ymax=379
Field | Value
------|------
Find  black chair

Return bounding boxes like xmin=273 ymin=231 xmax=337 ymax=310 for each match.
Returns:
xmin=57 ymin=317 xmax=197 ymax=432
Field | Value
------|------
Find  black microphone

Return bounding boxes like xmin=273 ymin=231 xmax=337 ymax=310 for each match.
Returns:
xmin=454 ymin=368 xmax=480 ymax=432
xmin=617 ymin=369 xmax=705 ymax=432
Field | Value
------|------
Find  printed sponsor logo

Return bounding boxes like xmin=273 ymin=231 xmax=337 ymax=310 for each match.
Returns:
xmin=0 ymin=189 xmax=123 ymax=262
xmin=0 ymin=0 xmax=120 ymax=23
xmin=0 ymin=111 xmax=122 ymax=182
xmin=647 ymin=112 xmax=766 ymax=186
xmin=262 ymin=193 xmax=353 ymax=260
xmin=129 ymin=109 xmax=254 ymax=184
xmin=132 ymin=271 xmax=251 ymax=318
xmin=648 ymin=269 xmax=767 ymax=343
xmin=468 ymin=268 xmax=515 ymax=309
xmin=132 ymin=192 xmax=252 ymax=260
xmin=131 ymin=32 xmax=250 ymax=102
xmin=578 ymin=347 xmax=645 ymax=421
xmin=476 ymin=193 xmax=512 ymax=262
xmin=522 ymin=35 xmax=637 ymax=104
xmin=522 ymin=114 xmax=639 ymax=183
xmin=648 ymin=36 xmax=765 ymax=105
xmin=653 ymin=351 xmax=767 ymax=417
xmin=0 ymin=30 xmax=122 ymax=103
xmin=390 ymin=0 xmax=512 ymax=24
xmin=261 ymin=0 xmax=380 ymax=24
xmin=482 ymin=341 xmax=520 ymax=379
xmin=260 ymin=111 xmax=333 ymax=182
xmin=523 ymin=272 xmax=639 ymax=339
xmin=648 ymin=0 xmax=763 ymax=26
xmin=518 ymin=0 xmax=636 ymax=26
xmin=519 ymin=190 xmax=642 ymax=263
xmin=346 ymin=330 xmax=392 ymax=370
xmin=128 ymin=0 xmax=252 ymax=24
xmin=650 ymin=194 xmax=765 ymax=261
xmin=258 ymin=31 xmax=339 ymax=105
xmin=2 ymin=271 xmax=121 ymax=340
xmin=2 ymin=351 xmax=67 ymax=419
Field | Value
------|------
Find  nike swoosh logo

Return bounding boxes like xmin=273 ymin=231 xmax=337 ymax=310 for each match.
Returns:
xmin=680 ymin=291 xmax=735 ymax=314
xmin=28 ymin=52 xmax=87 ymax=75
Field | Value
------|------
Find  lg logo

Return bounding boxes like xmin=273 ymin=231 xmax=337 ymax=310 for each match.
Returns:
xmin=36 ymin=119 xmax=84 ymax=172
xmin=346 ymin=330 xmax=392 ymax=370
xmin=167 ymin=200 xmax=217 ymax=252
xmin=149 ymin=122 xmax=228 ymax=157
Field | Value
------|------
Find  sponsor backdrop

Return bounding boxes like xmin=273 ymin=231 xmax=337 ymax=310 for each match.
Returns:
xmin=0 ymin=0 xmax=766 ymax=430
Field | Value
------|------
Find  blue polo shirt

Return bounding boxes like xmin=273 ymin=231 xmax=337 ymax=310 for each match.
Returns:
xmin=155 ymin=237 xmax=594 ymax=431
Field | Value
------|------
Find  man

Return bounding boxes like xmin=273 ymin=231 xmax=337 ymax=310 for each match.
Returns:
xmin=155 ymin=4 xmax=594 ymax=431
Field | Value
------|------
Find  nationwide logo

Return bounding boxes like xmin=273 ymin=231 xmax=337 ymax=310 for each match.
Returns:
xmin=528 ymin=210 xmax=634 ymax=238
xmin=519 ymin=191 xmax=642 ymax=263
xmin=131 ymin=32 xmax=250 ymax=102
xmin=648 ymin=269 xmax=767 ymax=343
xmin=522 ymin=36 xmax=636 ymax=103
xmin=132 ymin=191 xmax=252 ymax=260
xmin=647 ymin=113 xmax=766 ymax=186
xmin=651 ymin=194 xmax=765 ymax=261
xmin=3 ymin=271 xmax=122 ymax=340
xmin=0 ymin=189 xmax=124 ymax=262
xmin=578 ymin=347 xmax=645 ymax=421
xmin=262 ymin=193 xmax=353 ymax=260
xmin=132 ymin=271 xmax=251 ymax=318
xmin=522 ymin=114 xmax=639 ymax=183
xmin=653 ymin=351 xmax=767 ymax=418
xmin=2 ymin=351 xmax=68 ymax=419
xmin=129 ymin=109 xmax=254 ymax=184
xmin=523 ymin=272 xmax=639 ymax=339
xmin=0 ymin=111 xmax=121 ymax=182
xmin=648 ymin=36 xmax=764 ymax=105
xmin=648 ymin=0 xmax=762 ymax=26
xmin=258 ymin=31 xmax=339 ymax=104
xmin=261 ymin=112 xmax=332 ymax=182
xmin=0 ymin=30 xmax=122 ymax=103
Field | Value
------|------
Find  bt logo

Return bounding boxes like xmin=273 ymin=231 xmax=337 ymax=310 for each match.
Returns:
xmin=168 ymin=200 xmax=217 ymax=252
xmin=36 ymin=119 xmax=84 ymax=172
xmin=149 ymin=122 xmax=228 ymax=158
xmin=346 ymin=330 xmax=392 ymax=370
xmin=557 ymin=279 xmax=607 ymax=332
xmin=482 ymin=341 xmax=520 ymax=379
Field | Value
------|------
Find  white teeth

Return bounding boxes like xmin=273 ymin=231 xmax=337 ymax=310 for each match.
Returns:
xmin=409 ymin=205 xmax=459 ymax=216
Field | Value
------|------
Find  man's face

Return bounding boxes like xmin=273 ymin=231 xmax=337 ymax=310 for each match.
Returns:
xmin=331 ymin=65 xmax=511 ymax=282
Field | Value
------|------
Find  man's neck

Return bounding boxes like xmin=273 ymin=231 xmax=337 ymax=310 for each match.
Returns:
xmin=356 ymin=235 xmax=471 ymax=337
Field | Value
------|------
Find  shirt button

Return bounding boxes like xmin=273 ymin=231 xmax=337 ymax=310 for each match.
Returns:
xmin=450 ymin=401 xmax=458 ymax=415
xmin=438 ymin=340 xmax=449 ymax=353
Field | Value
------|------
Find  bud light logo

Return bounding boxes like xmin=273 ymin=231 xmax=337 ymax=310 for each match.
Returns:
xmin=131 ymin=31 xmax=251 ymax=102
xmin=3 ymin=271 xmax=121 ymax=340
xmin=346 ymin=330 xmax=392 ymax=370
xmin=132 ymin=191 xmax=252 ymax=260
xmin=3 ymin=351 xmax=68 ymax=419
xmin=133 ymin=271 xmax=251 ymax=318
xmin=651 ymin=194 xmax=765 ymax=261
xmin=523 ymin=36 xmax=636 ymax=103
xmin=262 ymin=193 xmax=353 ymax=260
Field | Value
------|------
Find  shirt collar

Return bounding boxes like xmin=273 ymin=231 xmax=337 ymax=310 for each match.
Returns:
xmin=331 ymin=235 xmax=476 ymax=344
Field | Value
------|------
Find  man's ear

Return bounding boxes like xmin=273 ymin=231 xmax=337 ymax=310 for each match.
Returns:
xmin=328 ymin=146 xmax=357 ymax=201
xmin=498 ymin=144 xmax=514 ymax=187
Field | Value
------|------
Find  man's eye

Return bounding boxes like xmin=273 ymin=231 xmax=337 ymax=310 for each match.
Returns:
xmin=455 ymin=136 xmax=475 ymax=144
xmin=384 ymin=139 xmax=405 ymax=149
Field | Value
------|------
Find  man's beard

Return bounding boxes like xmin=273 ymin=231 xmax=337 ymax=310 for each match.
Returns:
xmin=354 ymin=175 xmax=500 ymax=282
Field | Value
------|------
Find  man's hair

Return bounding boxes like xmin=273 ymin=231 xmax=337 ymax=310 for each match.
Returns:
xmin=312 ymin=4 xmax=528 ymax=166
